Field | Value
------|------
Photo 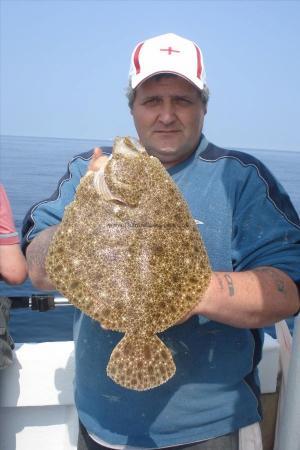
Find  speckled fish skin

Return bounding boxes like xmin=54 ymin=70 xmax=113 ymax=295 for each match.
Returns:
xmin=46 ymin=136 xmax=212 ymax=391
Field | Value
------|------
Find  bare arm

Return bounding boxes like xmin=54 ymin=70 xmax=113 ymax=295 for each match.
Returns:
xmin=184 ymin=267 xmax=299 ymax=328
xmin=26 ymin=225 xmax=59 ymax=290
xmin=0 ymin=244 xmax=28 ymax=284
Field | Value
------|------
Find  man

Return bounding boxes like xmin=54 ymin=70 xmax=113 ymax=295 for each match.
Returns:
xmin=22 ymin=33 xmax=300 ymax=450
xmin=0 ymin=184 xmax=28 ymax=369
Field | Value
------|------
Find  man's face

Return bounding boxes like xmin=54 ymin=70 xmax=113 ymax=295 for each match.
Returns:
xmin=131 ymin=75 xmax=206 ymax=168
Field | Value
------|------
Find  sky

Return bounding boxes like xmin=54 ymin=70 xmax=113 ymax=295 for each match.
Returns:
xmin=1 ymin=0 xmax=300 ymax=151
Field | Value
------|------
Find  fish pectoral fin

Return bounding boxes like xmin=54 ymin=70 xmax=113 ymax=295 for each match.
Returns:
xmin=107 ymin=334 xmax=175 ymax=391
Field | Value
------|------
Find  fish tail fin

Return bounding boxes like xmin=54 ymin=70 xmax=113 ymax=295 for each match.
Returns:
xmin=107 ymin=334 xmax=175 ymax=391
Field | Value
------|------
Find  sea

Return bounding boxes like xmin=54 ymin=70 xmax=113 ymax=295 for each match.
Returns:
xmin=0 ymin=135 xmax=299 ymax=342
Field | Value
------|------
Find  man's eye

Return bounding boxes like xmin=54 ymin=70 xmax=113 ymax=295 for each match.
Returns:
xmin=143 ymin=98 xmax=160 ymax=106
xmin=176 ymin=98 xmax=191 ymax=105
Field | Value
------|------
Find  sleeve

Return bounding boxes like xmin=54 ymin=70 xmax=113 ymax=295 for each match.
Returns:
xmin=0 ymin=185 xmax=19 ymax=245
xmin=21 ymin=152 xmax=92 ymax=252
xmin=231 ymin=159 xmax=300 ymax=285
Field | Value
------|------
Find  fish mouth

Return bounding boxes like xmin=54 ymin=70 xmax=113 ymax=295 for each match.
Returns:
xmin=93 ymin=136 xmax=146 ymax=205
xmin=92 ymin=155 xmax=124 ymax=203
xmin=93 ymin=169 xmax=121 ymax=202
xmin=114 ymin=136 xmax=146 ymax=157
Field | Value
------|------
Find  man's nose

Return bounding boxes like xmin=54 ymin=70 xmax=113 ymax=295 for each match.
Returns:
xmin=158 ymin=102 xmax=176 ymax=124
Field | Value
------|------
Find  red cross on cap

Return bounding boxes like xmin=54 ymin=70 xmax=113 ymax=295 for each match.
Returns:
xmin=160 ymin=46 xmax=180 ymax=55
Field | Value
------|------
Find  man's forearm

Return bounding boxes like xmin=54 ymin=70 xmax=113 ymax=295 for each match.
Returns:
xmin=26 ymin=225 xmax=59 ymax=290
xmin=192 ymin=267 xmax=299 ymax=328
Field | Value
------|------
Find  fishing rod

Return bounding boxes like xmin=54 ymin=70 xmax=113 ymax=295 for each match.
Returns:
xmin=9 ymin=295 xmax=70 ymax=312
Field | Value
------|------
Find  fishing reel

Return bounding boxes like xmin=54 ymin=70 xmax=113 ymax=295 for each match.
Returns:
xmin=10 ymin=295 xmax=55 ymax=312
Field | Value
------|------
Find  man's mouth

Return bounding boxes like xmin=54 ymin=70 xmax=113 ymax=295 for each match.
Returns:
xmin=153 ymin=130 xmax=181 ymax=134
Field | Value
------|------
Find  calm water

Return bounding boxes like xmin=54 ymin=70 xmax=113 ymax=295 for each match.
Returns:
xmin=1 ymin=135 xmax=299 ymax=341
xmin=1 ymin=135 xmax=112 ymax=342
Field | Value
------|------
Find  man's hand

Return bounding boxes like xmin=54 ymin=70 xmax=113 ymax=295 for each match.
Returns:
xmin=88 ymin=147 xmax=109 ymax=173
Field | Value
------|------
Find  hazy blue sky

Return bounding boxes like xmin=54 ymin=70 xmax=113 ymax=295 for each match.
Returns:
xmin=1 ymin=0 xmax=300 ymax=151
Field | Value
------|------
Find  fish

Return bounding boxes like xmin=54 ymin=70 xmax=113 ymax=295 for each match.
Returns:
xmin=45 ymin=136 xmax=212 ymax=391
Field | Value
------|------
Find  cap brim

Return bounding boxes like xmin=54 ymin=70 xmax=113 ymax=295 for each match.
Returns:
xmin=131 ymin=70 xmax=204 ymax=91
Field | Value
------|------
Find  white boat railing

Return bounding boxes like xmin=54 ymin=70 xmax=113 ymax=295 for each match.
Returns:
xmin=0 ymin=341 xmax=77 ymax=450
xmin=274 ymin=315 xmax=300 ymax=450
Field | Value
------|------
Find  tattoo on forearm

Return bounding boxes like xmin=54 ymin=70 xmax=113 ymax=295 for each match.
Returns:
xmin=215 ymin=273 xmax=224 ymax=291
xmin=224 ymin=274 xmax=235 ymax=296
xmin=254 ymin=267 xmax=286 ymax=296
xmin=275 ymin=277 xmax=285 ymax=293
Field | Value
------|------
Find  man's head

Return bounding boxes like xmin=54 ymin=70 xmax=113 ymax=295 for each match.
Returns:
xmin=127 ymin=33 xmax=209 ymax=168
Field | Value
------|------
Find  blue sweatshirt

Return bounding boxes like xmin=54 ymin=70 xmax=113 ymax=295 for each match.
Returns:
xmin=22 ymin=135 xmax=300 ymax=448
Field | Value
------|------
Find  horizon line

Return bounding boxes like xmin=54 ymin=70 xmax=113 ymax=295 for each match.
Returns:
xmin=1 ymin=133 xmax=299 ymax=154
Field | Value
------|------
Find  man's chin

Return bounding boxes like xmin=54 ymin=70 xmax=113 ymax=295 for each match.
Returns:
xmin=157 ymin=146 xmax=177 ymax=153
xmin=147 ymin=146 xmax=178 ymax=160
xmin=148 ymin=140 xmax=179 ymax=153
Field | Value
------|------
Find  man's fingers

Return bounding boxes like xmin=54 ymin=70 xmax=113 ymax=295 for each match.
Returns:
xmin=88 ymin=147 xmax=109 ymax=172
xmin=93 ymin=147 xmax=103 ymax=159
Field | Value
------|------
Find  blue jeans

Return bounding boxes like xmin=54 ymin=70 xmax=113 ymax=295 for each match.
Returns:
xmin=77 ymin=421 xmax=239 ymax=450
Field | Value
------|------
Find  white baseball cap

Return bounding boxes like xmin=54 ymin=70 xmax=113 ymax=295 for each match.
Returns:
xmin=129 ymin=33 xmax=206 ymax=91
